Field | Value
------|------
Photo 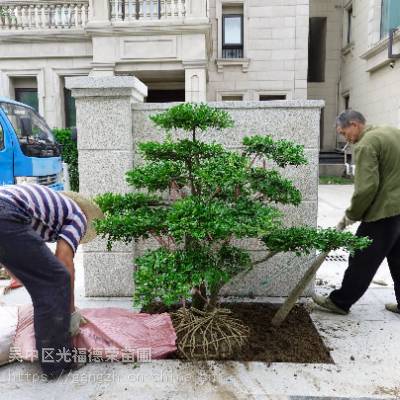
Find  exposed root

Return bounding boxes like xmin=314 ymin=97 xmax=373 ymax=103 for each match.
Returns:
xmin=171 ymin=307 xmax=249 ymax=360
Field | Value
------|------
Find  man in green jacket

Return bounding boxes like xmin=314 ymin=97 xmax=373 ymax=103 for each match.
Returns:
xmin=313 ymin=110 xmax=400 ymax=315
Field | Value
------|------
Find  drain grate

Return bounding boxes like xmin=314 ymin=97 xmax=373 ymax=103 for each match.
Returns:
xmin=325 ymin=254 xmax=347 ymax=262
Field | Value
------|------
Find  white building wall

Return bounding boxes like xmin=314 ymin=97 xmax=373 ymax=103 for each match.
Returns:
xmin=0 ymin=40 xmax=92 ymax=128
xmin=341 ymin=0 xmax=400 ymax=129
xmin=0 ymin=0 xmax=313 ymax=126
xmin=207 ymin=0 xmax=309 ymax=102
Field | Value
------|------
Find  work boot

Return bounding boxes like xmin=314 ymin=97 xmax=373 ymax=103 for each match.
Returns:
xmin=385 ymin=303 xmax=400 ymax=314
xmin=312 ymin=294 xmax=349 ymax=315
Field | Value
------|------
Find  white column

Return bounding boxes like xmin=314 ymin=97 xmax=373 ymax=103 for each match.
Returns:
xmin=184 ymin=65 xmax=207 ymax=102
xmin=37 ymin=69 xmax=46 ymax=118
xmin=294 ymin=0 xmax=309 ymax=100
xmin=87 ymin=0 xmax=110 ymax=26
xmin=48 ymin=69 xmax=65 ymax=129
xmin=185 ymin=0 xmax=207 ymax=18
xmin=0 ymin=72 xmax=13 ymax=99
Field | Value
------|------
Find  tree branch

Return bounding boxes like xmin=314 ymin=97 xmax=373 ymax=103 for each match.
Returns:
xmin=249 ymin=155 xmax=258 ymax=169
xmin=170 ymin=180 xmax=184 ymax=200
xmin=149 ymin=230 xmax=170 ymax=249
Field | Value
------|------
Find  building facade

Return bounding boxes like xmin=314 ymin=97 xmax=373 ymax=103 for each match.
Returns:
xmin=309 ymin=0 xmax=400 ymax=153
xmin=0 ymin=0 xmax=309 ymax=130
xmin=0 ymin=0 xmax=399 ymax=153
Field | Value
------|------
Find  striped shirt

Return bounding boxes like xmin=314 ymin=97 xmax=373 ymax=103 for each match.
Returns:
xmin=0 ymin=184 xmax=87 ymax=253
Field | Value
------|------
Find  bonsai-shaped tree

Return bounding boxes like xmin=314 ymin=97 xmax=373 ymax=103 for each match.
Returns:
xmin=95 ymin=103 xmax=370 ymax=359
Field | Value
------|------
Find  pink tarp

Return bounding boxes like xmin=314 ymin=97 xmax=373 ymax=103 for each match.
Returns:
xmin=12 ymin=305 xmax=177 ymax=362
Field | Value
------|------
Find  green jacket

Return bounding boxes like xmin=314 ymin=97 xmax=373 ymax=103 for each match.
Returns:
xmin=346 ymin=125 xmax=400 ymax=222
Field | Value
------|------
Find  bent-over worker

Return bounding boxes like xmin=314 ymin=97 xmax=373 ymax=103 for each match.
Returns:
xmin=0 ymin=183 xmax=103 ymax=378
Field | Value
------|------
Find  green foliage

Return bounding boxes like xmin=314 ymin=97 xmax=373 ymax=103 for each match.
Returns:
xmin=249 ymin=169 xmax=302 ymax=205
xmin=0 ymin=8 xmax=12 ymax=18
xmin=95 ymin=103 xmax=371 ymax=309
xmin=319 ymin=176 xmax=354 ymax=185
xmin=53 ymin=128 xmax=79 ymax=191
xmin=243 ymin=135 xmax=308 ymax=167
xmin=138 ymin=140 xmax=227 ymax=162
xmin=127 ymin=161 xmax=184 ymax=192
xmin=150 ymin=103 xmax=234 ymax=135
xmin=95 ymin=192 xmax=163 ymax=214
xmin=262 ymin=227 xmax=371 ymax=256
xmin=166 ymin=197 xmax=281 ymax=243
xmin=95 ymin=193 xmax=168 ymax=250
xmin=134 ymin=245 xmax=251 ymax=307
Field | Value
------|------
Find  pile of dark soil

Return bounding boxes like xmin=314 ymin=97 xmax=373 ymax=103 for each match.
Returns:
xmin=143 ymin=302 xmax=333 ymax=363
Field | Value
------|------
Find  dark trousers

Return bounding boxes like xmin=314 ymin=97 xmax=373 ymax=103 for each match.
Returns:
xmin=0 ymin=200 xmax=73 ymax=376
xmin=330 ymin=214 xmax=400 ymax=312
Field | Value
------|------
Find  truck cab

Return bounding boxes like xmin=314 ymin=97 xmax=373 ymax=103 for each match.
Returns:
xmin=0 ymin=98 xmax=64 ymax=190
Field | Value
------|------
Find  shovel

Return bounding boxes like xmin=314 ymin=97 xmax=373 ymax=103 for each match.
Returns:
xmin=271 ymin=220 xmax=346 ymax=327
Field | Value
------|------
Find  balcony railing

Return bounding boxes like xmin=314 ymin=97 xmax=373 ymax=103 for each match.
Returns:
xmin=109 ymin=0 xmax=186 ymax=22
xmin=0 ymin=1 xmax=89 ymax=30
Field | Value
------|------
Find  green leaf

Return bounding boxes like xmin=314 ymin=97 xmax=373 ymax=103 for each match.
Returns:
xmin=249 ymin=168 xmax=302 ymax=205
xmin=53 ymin=128 xmax=79 ymax=191
xmin=149 ymin=103 xmax=234 ymax=133
xmin=262 ymin=226 xmax=372 ymax=255
xmin=243 ymin=135 xmax=308 ymax=167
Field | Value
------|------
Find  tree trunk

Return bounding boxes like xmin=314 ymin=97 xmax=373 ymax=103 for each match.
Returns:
xmin=191 ymin=282 xmax=207 ymax=310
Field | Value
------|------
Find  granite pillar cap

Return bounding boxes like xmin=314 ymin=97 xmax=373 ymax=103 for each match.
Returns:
xmin=65 ymin=76 xmax=148 ymax=98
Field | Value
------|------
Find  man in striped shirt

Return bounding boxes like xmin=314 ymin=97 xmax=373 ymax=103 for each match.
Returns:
xmin=0 ymin=183 xmax=103 ymax=378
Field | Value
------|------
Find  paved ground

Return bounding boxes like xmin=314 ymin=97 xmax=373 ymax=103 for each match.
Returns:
xmin=0 ymin=185 xmax=399 ymax=400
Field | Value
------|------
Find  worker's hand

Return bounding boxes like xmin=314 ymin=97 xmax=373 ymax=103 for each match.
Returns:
xmin=69 ymin=309 xmax=88 ymax=337
xmin=336 ymin=215 xmax=356 ymax=231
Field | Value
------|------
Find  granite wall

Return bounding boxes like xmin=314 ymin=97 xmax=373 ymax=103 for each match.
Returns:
xmin=67 ymin=76 xmax=324 ymax=297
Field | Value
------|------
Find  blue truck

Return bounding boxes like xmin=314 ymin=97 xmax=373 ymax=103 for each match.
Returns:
xmin=0 ymin=97 xmax=64 ymax=190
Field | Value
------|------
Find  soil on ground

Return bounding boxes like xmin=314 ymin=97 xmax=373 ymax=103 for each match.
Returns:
xmin=143 ymin=302 xmax=333 ymax=364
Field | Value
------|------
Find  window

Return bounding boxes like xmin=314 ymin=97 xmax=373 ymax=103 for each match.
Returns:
xmin=308 ymin=17 xmax=327 ymax=83
xmin=221 ymin=95 xmax=243 ymax=101
xmin=381 ymin=0 xmax=400 ymax=38
xmin=344 ymin=94 xmax=350 ymax=110
xmin=0 ymin=102 xmax=59 ymax=158
xmin=64 ymin=88 xmax=76 ymax=128
xmin=259 ymin=95 xmax=286 ymax=101
xmin=15 ymin=88 xmax=38 ymax=112
xmin=222 ymin=14 xmax=243 ymax=58
xmin=346 ymin=5 xmax=353 ymax=44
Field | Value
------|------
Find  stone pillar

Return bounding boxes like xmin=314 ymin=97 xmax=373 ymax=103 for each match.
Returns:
xmin=294 ymin=0 xmax=309 ymax=100
xmin=65 ymin=76 xmax=148 ymax=297
xmin=186 ymin=0 xmax=208 ymax=19
xmin=87 ymin=0 xmax=110 ymax=26
xmin=184 ymin=63 xmax=207 ymax=102
xmin=0 ymin=72 xmax=12 ymax=99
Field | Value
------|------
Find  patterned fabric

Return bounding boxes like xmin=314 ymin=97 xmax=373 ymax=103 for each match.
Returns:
xmin=0 ymin=184 xmax=86 ymax=253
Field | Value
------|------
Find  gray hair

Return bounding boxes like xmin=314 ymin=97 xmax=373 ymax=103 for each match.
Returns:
xmin=336 ymin=110 xmax=366 ymax=128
